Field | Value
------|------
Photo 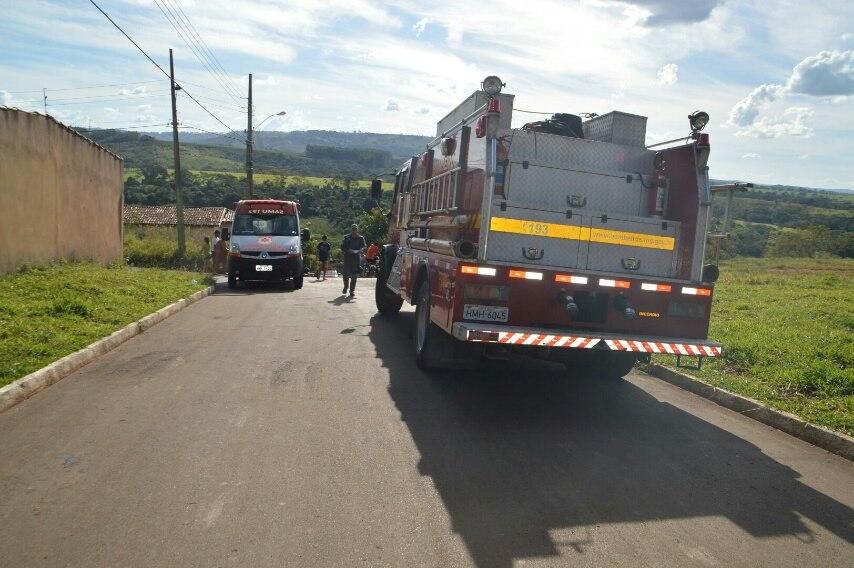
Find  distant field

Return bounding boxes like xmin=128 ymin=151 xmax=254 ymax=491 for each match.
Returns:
xmin=654 ymin=257 xmax=853 ymax=435
xmin=124 ymin=168 xmax=391 ymax=189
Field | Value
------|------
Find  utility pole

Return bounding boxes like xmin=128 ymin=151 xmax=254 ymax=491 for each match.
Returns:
xmin=43 ymin=88 xmax=47 ymax=114
xmin=169 ymin=48 xmax=186 ymax=256
xmin=245 ymin=73 xmax=253 ymax=198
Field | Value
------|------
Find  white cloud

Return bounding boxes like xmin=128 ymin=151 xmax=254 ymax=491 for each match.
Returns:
xmin=742 ymin=153 xmax=760 ymax=159
xmin=1 ymin=90 xmax=12 ymax=105
xmin=136 ymin=113 xmax=158 ymax=123
xmin=728 ymin=83 xmax=784 ymax=127
xmin=412 ymin=17 xmax=430 ymax=37
xmin=841 ymin=33 xmax=852 ymax=42
xmin=414 ymin=106 xmax=430 ymax=115
xmin=613 ymin=0 xmax=724 ymax=27
xmin=786 ymin=50 xmax=854 ymax=96
xmin=137 ymin=104 xmax=152 ymax=112
xmin=736 ymin=107 xmax=814 ymax=139
xmin=657 ymin=63 xmax=678 ymax=85
xmin=384 ymin=99 xmax=400 ymax=111
xmin=255 ymin=75 xmax=279 ymax=86
xmin=104 ymin=107 xmax=120 ymax=116
xmin=445 ymin=23 xmax=463 ymax=46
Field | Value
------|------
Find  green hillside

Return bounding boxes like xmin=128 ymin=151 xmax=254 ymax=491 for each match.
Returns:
xmin=80 ymin=129 xmax=385 ymax=179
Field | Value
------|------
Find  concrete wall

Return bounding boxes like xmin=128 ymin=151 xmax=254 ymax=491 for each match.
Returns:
xmin=0 ymin=108 xmax=123 ymax=275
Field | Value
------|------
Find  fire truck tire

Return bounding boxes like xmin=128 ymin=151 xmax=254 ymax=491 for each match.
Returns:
xmin=413 ymin=281 xmax=448 ymax=369
xmin=227 ymin=271 xmax=237 ymax=289
xmin=375 ymin=272 xmax=403 ymax=316
xmin=292 ymin=274 xmax=304 ymax=290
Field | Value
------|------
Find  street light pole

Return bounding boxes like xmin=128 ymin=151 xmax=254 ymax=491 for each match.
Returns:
xmin=245 ymin=73 xmax=253 ymax=199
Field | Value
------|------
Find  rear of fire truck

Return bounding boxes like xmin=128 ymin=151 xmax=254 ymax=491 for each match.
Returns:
xmin=375 ymin=76 xmax=723 ymax=376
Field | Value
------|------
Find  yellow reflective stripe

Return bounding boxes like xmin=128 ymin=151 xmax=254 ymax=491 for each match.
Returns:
xmin=489 ymin=216 xmax=675 ymax=251
xmin=589 ymin=227 xmax=675 ymax=251
xmin=490 ymin=217 xmax=590 ymax=240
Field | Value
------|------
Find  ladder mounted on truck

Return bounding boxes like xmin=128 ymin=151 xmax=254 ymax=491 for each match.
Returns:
xmin=707 ymin=182 xmax=753 ymax=264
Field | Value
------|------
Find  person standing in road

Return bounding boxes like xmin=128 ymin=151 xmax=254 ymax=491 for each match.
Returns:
xmin=316 ymin=235 xmax=331 ymax=281
xmin=341 ymin=224 xmax=366 ymax=297
xmin=212 ymin=230 xmax=223 ymax=274
xmin=203 ymin=236 xmax=213 ymax=272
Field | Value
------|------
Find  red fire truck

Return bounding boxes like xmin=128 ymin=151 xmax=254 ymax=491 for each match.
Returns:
xmin=374 ymin=76 xmax=724 ymax=377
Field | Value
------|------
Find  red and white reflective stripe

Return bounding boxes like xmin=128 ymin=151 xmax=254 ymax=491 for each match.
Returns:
xmin=604 ymin=339 xmax=721 ymax=356
xmin=509 ymin=270 xmax=544 ymax=280
xmin=681 ymin=286 xmax=712 ymax=296
xmin=555 ymin=274 xmax=589 ymax=285
xmin=641 ymin=282 xmax=672 ymax=292
xmin=599 ymin=278 xmax=631 ymax=289
xmin=496 ymin=332 xmax=600 ymax=348
xmin=461 ymin=264 xmax=497 ymax=276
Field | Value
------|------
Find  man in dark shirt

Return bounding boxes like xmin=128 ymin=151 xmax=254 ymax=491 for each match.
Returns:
xmin=341 ymin=224 xmax=366 ymax=297
xmin=316 ymin=235 xmax=331 ymax=281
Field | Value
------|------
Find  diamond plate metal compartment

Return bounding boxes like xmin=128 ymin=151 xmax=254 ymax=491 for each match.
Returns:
xmin=504 ymin=163 xmax=645 ymax=217
xmin=582 ymin=111 xmax=648 ymax=147
xmin=506 ymin=130 xmax=654 ymax=174
xmin=502 ymin=130 xmax=654 ymax=216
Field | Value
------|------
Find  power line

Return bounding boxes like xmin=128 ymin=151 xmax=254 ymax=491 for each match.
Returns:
xmin=88 ymin=0 xmax=240 ymax=133
xmin=4 ymin=80 xmax=165 ymax=94
xmin=76 ymin=123 xmax=171 ymax=130
xmin=165 ymin=0 xmax=245 ymax=102
xmin=88 ymin=0 xmax=172 ymax=79
xmin=180 ymin=124 xmax=245 ymax=144
xmin=152 ymin=0 xmax=244 ymax=104
xmin=15 ymin=90 xmax=170 ymax=104
xmin=179 ymin=91 xmax=246 ymax=113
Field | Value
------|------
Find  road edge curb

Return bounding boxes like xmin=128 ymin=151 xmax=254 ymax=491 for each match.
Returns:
xmin=0 ymin=284 xmax=215 ymax=413
xmin=646 ymin=363 xmax=854 ymax=461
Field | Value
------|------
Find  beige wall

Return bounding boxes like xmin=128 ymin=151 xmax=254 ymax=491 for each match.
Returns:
xmin=0 ymin=109 xmax=123 ymax=275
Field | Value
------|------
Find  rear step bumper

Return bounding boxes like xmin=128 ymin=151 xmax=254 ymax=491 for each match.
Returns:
xmin=451 ymin=322 xmax=722 ymax=357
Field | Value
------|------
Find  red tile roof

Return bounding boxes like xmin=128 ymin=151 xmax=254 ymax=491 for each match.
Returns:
xmin=124 ymin=205 xmax=233 ymax=227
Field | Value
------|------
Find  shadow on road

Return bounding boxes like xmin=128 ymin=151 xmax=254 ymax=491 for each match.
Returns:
xmin=213 ymin=281 xmax=297 ymax=295
xmin=367 ymin=313 xmax=854 ymax=567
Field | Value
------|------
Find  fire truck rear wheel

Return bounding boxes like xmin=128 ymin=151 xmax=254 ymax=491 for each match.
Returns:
xmin=413 ymin=281 xmax=446 ymax=369
xmin=375 ymin=272 xmax=403 ymax=316
xmin=227 ymin=271 xmax=237 ymax=289
xmin=292 ymin=274 xmax=304 ymax=290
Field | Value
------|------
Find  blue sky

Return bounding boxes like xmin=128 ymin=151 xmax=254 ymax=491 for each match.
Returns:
xmin=1 ymin=0 xmax=852 ymax=189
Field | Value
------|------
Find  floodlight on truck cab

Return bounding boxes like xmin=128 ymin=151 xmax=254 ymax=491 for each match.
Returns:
xmin=689 ymin=110 xmax=709 ymax=133
xmin=481 ymin=75 xmax=504 ymax=96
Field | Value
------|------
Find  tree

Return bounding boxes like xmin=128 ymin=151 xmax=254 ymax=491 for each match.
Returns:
xmin=358 ymin=207 xmax=389 ymax=246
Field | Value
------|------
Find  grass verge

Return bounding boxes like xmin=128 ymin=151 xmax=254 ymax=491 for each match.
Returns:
xmin=653 ymin=257 xmax=853 ymax=435
xmin=0 ymin=262 xmax=211 ymax=388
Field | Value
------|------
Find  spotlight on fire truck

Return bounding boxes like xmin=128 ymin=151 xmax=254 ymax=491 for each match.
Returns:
xmin=481 ymin=75 xmax=504 ymax=96
xmin=689 ymin=110 xmax=709 ymax=133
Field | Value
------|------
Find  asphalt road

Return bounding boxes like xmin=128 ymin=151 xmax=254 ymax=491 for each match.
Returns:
xmin=1 ymin=278 xmax=852 ymax=567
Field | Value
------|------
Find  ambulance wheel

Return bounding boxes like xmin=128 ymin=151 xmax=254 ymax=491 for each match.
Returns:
xmin=413 ymin=281 xmax=447 ymax=370
xmin=292 ymin=274 xmax=304 ymax=290
xmin=375 ymin=272 xmax=403 ymax=316
xmin=227 ymin=271 xmax=237 ymax=289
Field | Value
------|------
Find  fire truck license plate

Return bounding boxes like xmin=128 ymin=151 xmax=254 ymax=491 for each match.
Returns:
xmin=463 ymin=304 xmax=509 ymax=323
xmin=255 ymin=265 xmax=273 ymax=271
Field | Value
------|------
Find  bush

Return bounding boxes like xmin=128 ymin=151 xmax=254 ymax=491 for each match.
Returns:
xmin=123 ymin=229 xmax=207 ymax=270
